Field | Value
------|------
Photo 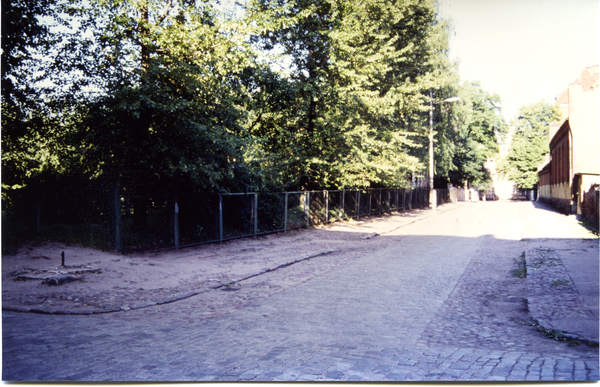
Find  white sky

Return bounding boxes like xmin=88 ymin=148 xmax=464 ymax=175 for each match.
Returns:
xmin=438 ymin=0 xmax=600 ymax=121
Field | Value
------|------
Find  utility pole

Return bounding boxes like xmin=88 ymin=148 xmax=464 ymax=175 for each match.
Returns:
xmin=429 ymin=93 xmax=460 ymax=211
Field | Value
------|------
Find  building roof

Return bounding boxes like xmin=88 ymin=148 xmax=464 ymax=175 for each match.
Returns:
xmin=555 ymin=88 xmax=569 ymax=104
xmin=554 ymin=65 xmax=599 ymax=103
xmin=573 ymin=65 xmax=599 ymax=91
xmin=550 ymin=118 xmax=570 ymax=150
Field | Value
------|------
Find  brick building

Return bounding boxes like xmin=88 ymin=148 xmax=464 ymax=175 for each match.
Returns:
xmin=538 ymin=66 xmax=599 ymax=223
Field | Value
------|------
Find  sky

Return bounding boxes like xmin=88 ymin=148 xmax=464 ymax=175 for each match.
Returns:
xmin=437 ymin=0 xmax=600 ymax=121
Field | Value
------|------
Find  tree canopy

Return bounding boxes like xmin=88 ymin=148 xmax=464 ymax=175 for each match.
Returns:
xmin=2 ymin=0 xmax=506 ymax=206
xmin=443 ymin=81 xmax=506 ymax=188
xmin=245 ymin=0 xmax=456 ymax=189
xmin=499 ymin=101 xmax=561 ymax=188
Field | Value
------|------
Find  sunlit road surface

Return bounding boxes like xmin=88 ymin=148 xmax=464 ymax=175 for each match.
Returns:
xmin=3 ymin=200 xmax=598 ymax=381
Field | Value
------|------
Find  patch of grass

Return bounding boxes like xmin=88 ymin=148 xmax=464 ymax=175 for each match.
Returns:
xmin=519 ymin=319 xmax=596 ymax=347
xmin=550 ymin=279 xmax=571 ymax=287
xmin=536 ymin=325 xmax=567 ymax=341
xmin=519 ymin=320 xmax=573 ymax=343
xmin=36 ymin=223 xmax=111 ymax=252
xmin=512 ymin=254 xmax=527 ymax=278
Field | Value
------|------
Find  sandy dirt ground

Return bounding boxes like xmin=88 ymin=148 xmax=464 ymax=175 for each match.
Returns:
xmin=2 ymin=206 xmax=432 ymax=314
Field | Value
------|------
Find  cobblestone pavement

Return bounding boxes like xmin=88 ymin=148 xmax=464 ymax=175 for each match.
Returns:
xmin=3 ymin=201 xmax=599 ymax=381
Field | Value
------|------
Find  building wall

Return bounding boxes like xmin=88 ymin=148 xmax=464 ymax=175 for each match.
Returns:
xmin=546 ymin=183 xmax=571 ymax=213
xmin=575 ymin=174 xmax=600 ymax=215
xmin=582 ymin=184 xmax=599 ymax=228
xmin=548 ymin=88 xmax=568 ymax=141
xmin=494 ymin=179 xmax=515 ymax=200
xmin=550 ymin=130 xmax=570 ymax=187
xmin=569 ymin=67 xmax=599 ymax=214
xmin=546 ymin=123 xmax=572 ymax=212
xmin=538 ymin=170 xmax=551 ymax=199
xmin=569 ymin=78 xmax=600 ymax=177
xmin=539 ymin=66 xmax=599 ymax=215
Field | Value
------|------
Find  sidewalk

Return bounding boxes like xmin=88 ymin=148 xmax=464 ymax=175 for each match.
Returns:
xmin=525 ymin=244 xmax=599 ymax=345
xmin=1 ymin=202 xmax=463 ymax=315
xmin=521 ymin=203 xmax=599 ymax=346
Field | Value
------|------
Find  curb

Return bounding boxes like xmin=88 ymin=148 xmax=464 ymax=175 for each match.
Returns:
xmin=2 ymin=250 xmax=339 ymax=316
xmin=2 ymin=202 xmax=463 ymax=316
xmin=524 ymin=248 xmax=599 ymax=347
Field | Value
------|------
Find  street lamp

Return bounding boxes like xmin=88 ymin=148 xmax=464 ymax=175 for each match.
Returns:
xmin=429 ymin=92 xmax=460 ymax=211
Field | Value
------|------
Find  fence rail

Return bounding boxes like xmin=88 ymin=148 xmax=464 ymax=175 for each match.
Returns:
xmin=16 ymin=186 xmax=451 ymax=253
xmin=116 ymin=188 xmax=439 ymax=252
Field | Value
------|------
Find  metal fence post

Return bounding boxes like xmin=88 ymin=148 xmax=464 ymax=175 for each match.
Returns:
xmin=254 ymin=193 xmax=258 ymax=238
xmin=218 ymin=193 xmax=223 ymax=243
xmin=33 ymin=182 xmax=41 ymax=236
xmin=305 ymin=192 xmax=310 ymax=228
xmin=356 ymin=190 xmax=360 ymax=219
xmin=341 ymin=189 xmax=345 ymax=220
xmin=284 ymin=192 xmax=288 ymax=232
xmin=174 ymin=195 xmax=180 ymax=249
xmin=368 ymin=190 xmax=372 ymax=216
xmin=112 ymin=187 xmax=122 ymax=253
xmin=325 ymin=190 xmax=329 ymax=224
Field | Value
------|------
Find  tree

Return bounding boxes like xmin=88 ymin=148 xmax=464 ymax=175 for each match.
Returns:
xmin=444 ymin=81 xmax=506 ymax=188
xmin=1 ymin=0 xmax=83 ymax=196
xmin=59 ymin=0 xmax=263 ymax=194
xmin=2 ymin=0 xmax=268 ymax=240
xmin=499 ymin=101 xmax=561 ymax=188
xmin=245 ymin=0 xmax=447 ymax=189
xmin=1 ymin=0 xmax=87 ymax=242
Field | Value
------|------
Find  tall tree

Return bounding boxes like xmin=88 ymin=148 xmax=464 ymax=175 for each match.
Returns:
xmin=440 ymin=81 xmax=506 ymax=188
xmin=499 ymin=101 xmax=561 ymax=188
xmin=245 ymin=0 xmax=447 ymax=189
xmin=1 ymin=0 xmax=80 ymax=195
xmin=65 ymin=0 xmax=262 ymax=194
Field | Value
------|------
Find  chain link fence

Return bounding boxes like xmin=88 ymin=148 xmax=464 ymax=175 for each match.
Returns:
xmin=2 ymin=182 xmax=115 ymax=253
xmin=7 ymin=185 xmax=448 ymax=253
xmin=116 ymin=188 xmax=435 ymax=252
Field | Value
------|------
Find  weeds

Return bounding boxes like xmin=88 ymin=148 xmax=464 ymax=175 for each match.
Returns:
xmin=518 ymin=319 xmax=595 ymax=347
xmin=550 ymin=279 xmax=571 ymax=287
xmin=512 ymin=254 xmax=527 ymax=278
xmin=536 ymin=325 xmax=568 ymax=341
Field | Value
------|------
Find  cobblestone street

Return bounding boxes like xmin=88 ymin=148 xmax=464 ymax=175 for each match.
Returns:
xmin=3 ymin=200 xmax=599 ymax=381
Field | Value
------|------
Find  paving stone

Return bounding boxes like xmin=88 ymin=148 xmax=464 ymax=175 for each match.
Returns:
xmin=323 ymin=370 xmax=343 ymax=379
xmin=385 ymin=372 xmax=407 ymax=380
xmin=3 ymin=202 xmax=598 ymax=382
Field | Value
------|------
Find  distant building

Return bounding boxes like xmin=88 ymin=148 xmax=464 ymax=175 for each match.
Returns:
xmin=538 ymin=66 xmax=599 ymax=221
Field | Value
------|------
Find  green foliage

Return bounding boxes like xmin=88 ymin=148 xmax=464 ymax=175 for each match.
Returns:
xmin=1 ymin=0 xmax=52 ymax=104
xmin=499 ymin=101 xmax=561 ymax=188
xmin=1 ymin=0 xmax=69 ymax=202
xmin=65 ymin=0 xmax=263 ymax=193
xmin=433 ymin=81 xmax=506 ymax=188
xmin=2 ymin=0 xmax=509 ymax=248
xmin=245 ymin=0 xmax=445 ymax=190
